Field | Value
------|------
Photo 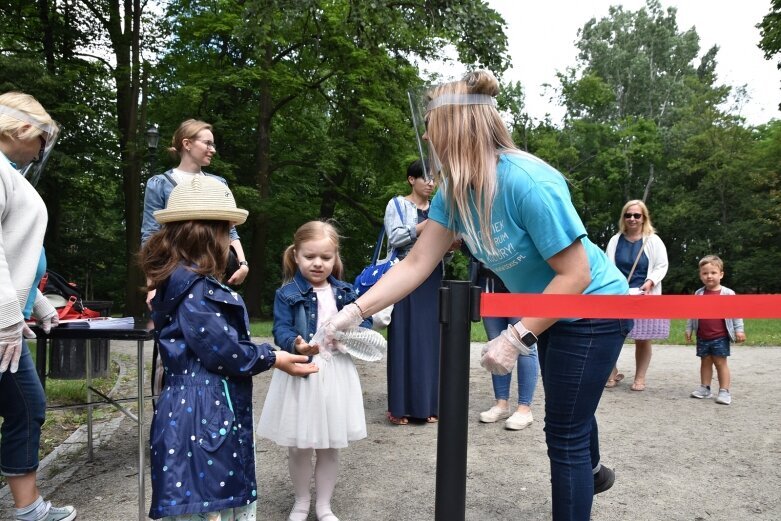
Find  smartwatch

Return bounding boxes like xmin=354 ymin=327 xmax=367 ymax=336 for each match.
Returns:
xmin=514 ymin=325 xmax=538 ymax=348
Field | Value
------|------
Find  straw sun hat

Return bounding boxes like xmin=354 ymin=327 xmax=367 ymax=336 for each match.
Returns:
xmin=153 ymin=175 xmax=248 ymax=225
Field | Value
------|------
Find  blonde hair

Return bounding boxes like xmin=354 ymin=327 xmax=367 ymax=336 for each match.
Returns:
xmin=169 ymin=119 xmax=213 ymax=158
xmin=281 ymin=221 xmax=344 ymax=283
xmin=618 ymin=199 xmax=656 ymax=236
xmin=425 ymin=70 xmax=517 ymax=254
xmin=0 ymin=91 xmax=58 ymax=141
xmin=698 ymin=255 xmax=724 ymax=272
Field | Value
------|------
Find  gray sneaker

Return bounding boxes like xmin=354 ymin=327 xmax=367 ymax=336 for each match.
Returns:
xmin=690 ymin=385 xmax=712 ymax=399
xmin=43 ymin=505 xmax=77 ymax=521
xmin=715 ymin=389 xmax=732 ymax=405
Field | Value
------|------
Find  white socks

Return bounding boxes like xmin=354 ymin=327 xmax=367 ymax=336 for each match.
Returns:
xmin=314 ymin=448 xmax=340 ymax=521
xmin=288 ymin=447 xmax=314 ymax=521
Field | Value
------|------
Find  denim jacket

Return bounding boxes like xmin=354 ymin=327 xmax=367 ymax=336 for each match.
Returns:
xmin=272 ymin=270 xmax=372 ymax=353
xmin=141 ymin=170 xmax=240 ymax=244
xmin=383 ymin=196 xmax=420 ymax=259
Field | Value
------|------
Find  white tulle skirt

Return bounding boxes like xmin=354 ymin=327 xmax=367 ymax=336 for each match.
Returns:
xmin=257 ymin=352 xmax=366 ymax=449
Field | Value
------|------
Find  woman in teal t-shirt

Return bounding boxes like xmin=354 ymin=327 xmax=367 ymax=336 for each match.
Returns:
xmin=326 ymin=70 xmax=631 ymax=521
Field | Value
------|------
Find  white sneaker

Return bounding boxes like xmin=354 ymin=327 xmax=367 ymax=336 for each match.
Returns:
xmin=505 ymin=410 xmax=533 ymax=430
xmin=479 ymin=405 xmax=511 ymax=423
xmin=715 ymin=389 xmax=732 ymax=405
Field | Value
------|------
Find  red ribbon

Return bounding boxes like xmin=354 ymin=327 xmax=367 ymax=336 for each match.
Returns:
xmin=481 ymin=293 xmax=781 ymax=319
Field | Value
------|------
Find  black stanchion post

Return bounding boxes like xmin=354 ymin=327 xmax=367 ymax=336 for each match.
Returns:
xmin=435 ymin=280 xmax=481 ymax=521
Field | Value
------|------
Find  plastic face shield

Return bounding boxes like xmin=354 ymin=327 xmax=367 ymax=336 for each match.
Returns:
xmin=409 ymin=91 xmax=498 ymax=181
xmin=0 ymin=105 xmax=59 ymax=186
xmin=407 ymin=90 xmax=432 ymax=182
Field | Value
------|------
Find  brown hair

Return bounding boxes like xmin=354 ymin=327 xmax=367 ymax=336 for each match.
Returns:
xmin=281 ymin=221 xmax=344 ymax=283
xmin=140 ymin=220 xmax=231 ymax=289
xmin=168 ymin=119 xmax=213 ymax=159
xmin=617 ymin=199 xmax=656 ymax=236
xmin=425 ymin=70 xmax=518 ymax=254
xmin=698 ymin=255 xmax=724 ymax=272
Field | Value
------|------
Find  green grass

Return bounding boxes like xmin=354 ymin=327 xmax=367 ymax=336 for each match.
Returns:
xmin=30 ymin=349 xmax=118 ymax=405
xmin=250 ymin=319 xmax=781 ymax=346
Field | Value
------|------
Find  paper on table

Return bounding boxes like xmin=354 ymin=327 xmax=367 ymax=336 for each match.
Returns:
xmin=57 ymin=317 xmax=136 ymax=329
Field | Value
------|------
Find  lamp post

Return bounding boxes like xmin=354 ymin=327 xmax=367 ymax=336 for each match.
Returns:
xmin=146 ymin=124 xmax=160 ymax=174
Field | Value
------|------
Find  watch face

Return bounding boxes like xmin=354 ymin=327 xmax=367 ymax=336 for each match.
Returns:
xmin=520 ymin=331 xmax=537 ymax=347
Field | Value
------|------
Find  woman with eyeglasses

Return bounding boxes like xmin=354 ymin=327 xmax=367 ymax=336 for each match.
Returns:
xmin=141 ymin=119 xmax=250 ymax=294
xmin=605 ymin=200 xmax=669 ymax=391
xmin=325 ymin=70 xmax=631 ymax=521
xmin=0 ymin=91 xmax=76 ymax=521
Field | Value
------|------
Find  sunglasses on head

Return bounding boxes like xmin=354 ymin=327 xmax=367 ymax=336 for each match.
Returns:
xmin=624 ymin=212 xmax=643 ymax=219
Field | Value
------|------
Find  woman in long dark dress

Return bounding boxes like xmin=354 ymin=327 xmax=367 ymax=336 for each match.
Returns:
xmin=384 ymin=160 xmax=441 ymax=425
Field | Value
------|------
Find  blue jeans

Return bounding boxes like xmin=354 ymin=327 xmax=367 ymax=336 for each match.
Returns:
xmin=537 ymin=318 xmax=632 ymax=521
xmin=483 ymin=317 xmax=538 ymax=405
xmin=0 ymin=341 xmax=46 ymax=476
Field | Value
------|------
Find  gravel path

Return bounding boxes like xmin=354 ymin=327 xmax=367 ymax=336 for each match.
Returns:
xmin=2 ymin=340 xmax=779 ymax=520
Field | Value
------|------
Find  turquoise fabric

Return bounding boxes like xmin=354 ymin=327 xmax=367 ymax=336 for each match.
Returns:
xmin=429 ymin=152 xmax=627 ymax=296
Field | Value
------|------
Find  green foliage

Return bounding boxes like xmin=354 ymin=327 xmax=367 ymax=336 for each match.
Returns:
xmin=3 ymin=0 xmax=779 ymax=322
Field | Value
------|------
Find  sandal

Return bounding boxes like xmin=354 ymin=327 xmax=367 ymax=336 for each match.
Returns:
xmin=630 ymin=381 xmax=646 ymax=391
xmin=386 ymin=411 xmax=408 ymax=425
xmin=605 ymin=373 xmax=625 ymax=388
xmin=426 ymin=416 xmax=439 ymax=423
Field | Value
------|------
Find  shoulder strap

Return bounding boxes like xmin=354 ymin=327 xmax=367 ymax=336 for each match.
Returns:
xmin=393 ymin=196 xmax=405 ymax=225
xmin=371 ymin=197 xmax=406 ymax=264
xmin=162 ymin=171 xmax=177 ymax=187
xmin=626 ymin=237 xmax=646 ymax=282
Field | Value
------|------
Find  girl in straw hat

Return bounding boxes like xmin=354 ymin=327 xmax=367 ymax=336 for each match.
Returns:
xmin=140 ymin=175 xmax=318 ymax=521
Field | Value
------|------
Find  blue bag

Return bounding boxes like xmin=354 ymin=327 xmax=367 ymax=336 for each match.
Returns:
xmin=354 ymin=197 xmax=404 ymax=296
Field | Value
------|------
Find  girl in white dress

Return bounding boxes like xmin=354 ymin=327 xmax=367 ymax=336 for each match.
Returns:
xmin=258 ymin=221 xmax=369 ymax=521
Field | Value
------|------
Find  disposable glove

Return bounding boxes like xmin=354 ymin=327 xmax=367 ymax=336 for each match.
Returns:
xmin=480 ymin=325 xmax=532 ymax=376
xmin=38 ymin=308 xmax=59 ymax=333
xmin=0 ymin=322 xmax=25 ymax=373
xmin=311 ymin=304 xmax=363 ymax=358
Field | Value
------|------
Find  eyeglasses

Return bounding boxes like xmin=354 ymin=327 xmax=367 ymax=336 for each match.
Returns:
xmin=624 ymin=212 xmax=643 ymax=220
xmin=195 ymin=139 xmax=216 ymax=150
xmin=31 ymin=135 xmax=46 ymax=164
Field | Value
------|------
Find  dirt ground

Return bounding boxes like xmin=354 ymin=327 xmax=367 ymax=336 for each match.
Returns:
xmin=2 ymin=339 xmax=780 ymax=520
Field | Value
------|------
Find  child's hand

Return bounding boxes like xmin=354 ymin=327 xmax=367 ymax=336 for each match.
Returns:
xmin=684 ymin=332 xmax=691 ymax=344
xmin=294 ymin=335 xmax=319 ymax=356
xmin=274 ymin=351 xmax=319 ymax=377
xmin=735 ymin=331 xmax=747 ymax=343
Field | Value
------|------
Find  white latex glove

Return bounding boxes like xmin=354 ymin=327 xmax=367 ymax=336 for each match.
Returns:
xmin=480 ymin=325 xmax=532 ymax=376
xmin=0 ymin=322 xmax=25 ymax=373
xmin=38 ymin=308 xmax=59 ymax=333
xmin=323 ymin=303 xmax=363 ymax=347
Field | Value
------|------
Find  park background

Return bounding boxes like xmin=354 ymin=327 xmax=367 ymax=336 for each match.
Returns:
xmin=1 ymin=0 xmax=781 ymax=318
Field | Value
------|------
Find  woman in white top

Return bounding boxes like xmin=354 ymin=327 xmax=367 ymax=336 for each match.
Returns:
xmin=0 ymin=91 xmax=76 ymax=521
xmin=605 ymin=199 xmax=669 ymax=391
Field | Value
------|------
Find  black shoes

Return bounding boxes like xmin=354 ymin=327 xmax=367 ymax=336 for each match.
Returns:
xmin=593 ymin=464 xmax=615 ymax=495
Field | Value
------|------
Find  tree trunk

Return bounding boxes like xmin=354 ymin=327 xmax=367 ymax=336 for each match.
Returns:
xmin=243 ymin=45 xmax=274 ymax=318
xmin=37 ymin=0 xmax=55 ymax=72
xmin=642 ymin=162 xmax=654 ymax=202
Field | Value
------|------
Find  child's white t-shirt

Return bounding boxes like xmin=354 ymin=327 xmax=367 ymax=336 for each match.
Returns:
xmin=314 ymin=285 xmax=338 ymax=328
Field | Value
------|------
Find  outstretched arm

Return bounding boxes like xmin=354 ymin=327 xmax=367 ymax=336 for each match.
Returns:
xmin=355 ymin=220 xmax=455 ymax=317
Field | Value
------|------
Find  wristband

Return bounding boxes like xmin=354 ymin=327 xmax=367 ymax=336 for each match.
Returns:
xmin=352 ymin=301 xmax=365 ymax=319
